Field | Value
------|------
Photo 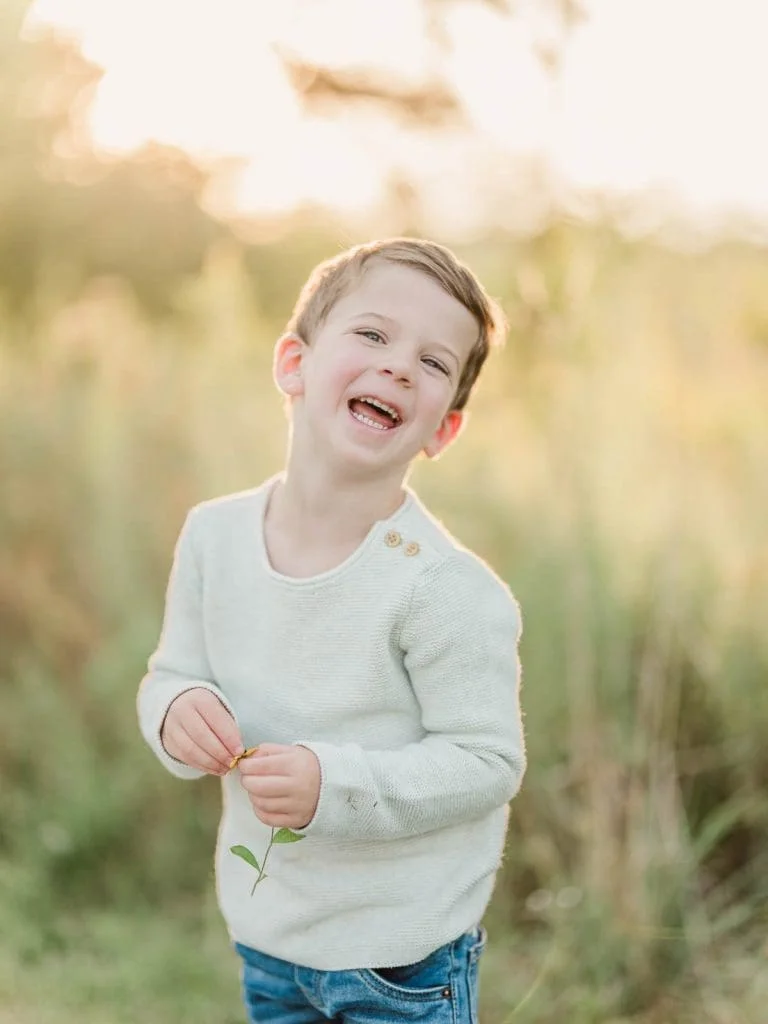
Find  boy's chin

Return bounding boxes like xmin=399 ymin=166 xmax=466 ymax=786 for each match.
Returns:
xmin=331 ymin=442 xmax=416 ymax=477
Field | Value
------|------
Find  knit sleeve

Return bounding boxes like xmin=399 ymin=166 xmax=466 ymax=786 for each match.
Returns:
xmin=136 ymin=507 xmax=236 ymax=780
xmin=295 ymin=554 xmax=526 ymax=840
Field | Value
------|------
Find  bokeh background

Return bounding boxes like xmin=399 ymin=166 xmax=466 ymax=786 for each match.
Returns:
xmin=1 ymin=1 xmax=767 ymax=1021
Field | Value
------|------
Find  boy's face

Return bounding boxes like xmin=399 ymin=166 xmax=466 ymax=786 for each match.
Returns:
xmin=276 ymin=261 xmax=479 ymax=475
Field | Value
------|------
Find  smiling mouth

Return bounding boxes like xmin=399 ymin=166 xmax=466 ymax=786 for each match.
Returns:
xmin=348 ymin=396 xmax=403 ymax=431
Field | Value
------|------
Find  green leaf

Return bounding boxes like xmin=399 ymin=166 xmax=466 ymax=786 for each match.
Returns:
xmin=230 ymin=844 xmax=261 ymax=870
xmin=272 ymin=828 xmax=305 ymax=844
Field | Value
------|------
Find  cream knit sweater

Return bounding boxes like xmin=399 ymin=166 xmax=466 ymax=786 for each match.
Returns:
xmin=137 ymin=477 xmax=526 ymax=970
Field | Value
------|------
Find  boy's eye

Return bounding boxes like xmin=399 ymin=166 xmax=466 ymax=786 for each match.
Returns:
xmin=422 ymin=356 xmax=450 ymax=375
xmin=357 ymin=329 xmax=385 ymax=343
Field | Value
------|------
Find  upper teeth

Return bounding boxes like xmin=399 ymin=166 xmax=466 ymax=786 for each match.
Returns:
xmin=359 ymin=397 xmax=400 ymax=421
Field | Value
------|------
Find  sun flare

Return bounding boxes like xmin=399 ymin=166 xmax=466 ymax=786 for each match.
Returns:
xmin=24 ymin=0 xmax=768 ymax=228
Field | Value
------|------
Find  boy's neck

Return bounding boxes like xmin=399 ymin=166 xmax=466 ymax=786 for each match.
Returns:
xmin=268 ymin=458 xmax=408 ymax=551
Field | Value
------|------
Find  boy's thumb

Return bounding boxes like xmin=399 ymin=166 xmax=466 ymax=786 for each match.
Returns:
xmin=251 ymin=743 xmax=285 ymax=757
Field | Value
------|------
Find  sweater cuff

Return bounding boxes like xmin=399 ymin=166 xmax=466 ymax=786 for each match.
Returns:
xmin=290 ymin=741 xmax=374 ymax=838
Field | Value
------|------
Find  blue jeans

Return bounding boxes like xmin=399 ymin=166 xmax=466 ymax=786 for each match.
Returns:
xmin=234 ymin=926 xmax=487 ymax=1024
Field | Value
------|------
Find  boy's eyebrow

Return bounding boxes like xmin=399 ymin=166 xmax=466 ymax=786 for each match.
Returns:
xmin=350 ymin=312 xmax=462 ymax=368
xmin=352 ymin=312 xmax=399 ymax=329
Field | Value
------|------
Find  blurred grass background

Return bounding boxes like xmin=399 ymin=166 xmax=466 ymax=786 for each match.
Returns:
xmin=2 ymin=5 xmax=768 ymax=1023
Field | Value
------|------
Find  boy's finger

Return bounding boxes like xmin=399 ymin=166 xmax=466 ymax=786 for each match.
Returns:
xmin=235 ymin=743 xmax=281 ymax=771
xmin=190 ymin=753 xmax=228 ymax=776
xmin=251 ymin=743 xmax=288 ymax=756
xmin=240 ymin=775 xmax=292 ymax=798
xmin=192 ymin=693 xmax=243 ymax=756
xmin=205 ymin=710 xmax=243 ymax=759
xmin=183 ymin=713 xmax=233 ymax=769
xmin=238 ymin=753 xmax=292 ymax=776
xmin=167 ymin=724 xmax=227 ymax=775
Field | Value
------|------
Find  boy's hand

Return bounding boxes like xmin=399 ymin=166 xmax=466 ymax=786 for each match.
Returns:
xmin=238 ymin=744 xmax=320 ymax=829
xmin=161 ymin=688 xmax=243 ymax=776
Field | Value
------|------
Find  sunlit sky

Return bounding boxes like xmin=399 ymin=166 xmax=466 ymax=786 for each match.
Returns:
xmin=25 ymin=0 xmax=768 ymax=233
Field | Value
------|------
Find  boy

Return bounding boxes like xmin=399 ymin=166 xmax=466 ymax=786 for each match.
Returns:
xmin=137 ymin=238 xmax=526 ymax=1023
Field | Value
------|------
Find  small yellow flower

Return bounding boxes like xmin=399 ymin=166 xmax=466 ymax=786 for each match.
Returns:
xmin=229 ymin=746 xmax=259 ymax=771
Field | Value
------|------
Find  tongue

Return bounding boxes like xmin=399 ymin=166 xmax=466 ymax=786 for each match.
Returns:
xmin=350 ymin=399 xmax=394 ymax=428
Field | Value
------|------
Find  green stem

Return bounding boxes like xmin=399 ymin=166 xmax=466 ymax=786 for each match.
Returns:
xmin=250 ymin=828 xmax=276 ymax=895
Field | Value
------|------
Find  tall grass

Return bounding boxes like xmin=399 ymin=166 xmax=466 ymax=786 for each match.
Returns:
xmin=1 ymin=223 xmax=766 ymax=1021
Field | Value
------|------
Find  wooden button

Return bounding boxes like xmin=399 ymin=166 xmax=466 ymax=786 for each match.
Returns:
xmin=404 ymin=541 xmax=420 ymax=557
xmin=384 ymin=530 xmax=402 ymax=547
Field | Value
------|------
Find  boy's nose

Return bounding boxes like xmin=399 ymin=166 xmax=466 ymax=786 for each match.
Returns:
xmin=379 ymin=360 xmax=414 ymax=388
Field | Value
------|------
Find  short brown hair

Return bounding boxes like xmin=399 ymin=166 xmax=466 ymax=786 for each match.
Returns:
xmin=285 ymin=238 xmax=506 ymax=411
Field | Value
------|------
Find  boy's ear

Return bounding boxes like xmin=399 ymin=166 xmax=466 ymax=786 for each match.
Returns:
xmin=423 ymin=409 xmax=465 ymax=460
xmin=273 ymin=333 xmax=306 ymax=397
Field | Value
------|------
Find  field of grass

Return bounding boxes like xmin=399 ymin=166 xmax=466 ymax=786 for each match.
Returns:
xmin=0 ymin=900 xmax=765 ymax=1023
xmin=1 ymin=219 xmax=767 ymax=1022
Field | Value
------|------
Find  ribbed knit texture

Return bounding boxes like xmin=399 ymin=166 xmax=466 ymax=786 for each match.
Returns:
xmin=137 ymin=477 xmax=526 ymax=970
